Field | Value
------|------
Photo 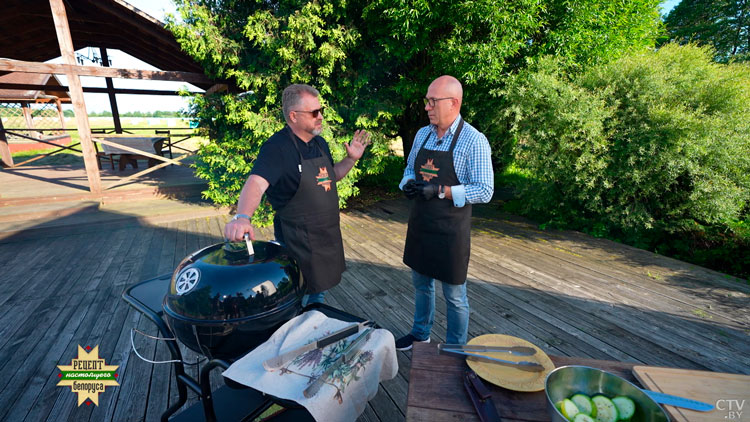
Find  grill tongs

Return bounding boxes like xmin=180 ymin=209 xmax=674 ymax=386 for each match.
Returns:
xmin=438 ymin=343 xmax=545 ymax=372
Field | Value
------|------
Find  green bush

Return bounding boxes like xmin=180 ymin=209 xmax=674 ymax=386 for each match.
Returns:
xmin=500 ymin=44 xmax=750 ymax=237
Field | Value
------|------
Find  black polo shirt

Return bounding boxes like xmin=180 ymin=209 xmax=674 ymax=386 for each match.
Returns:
xmin=250 ymin=126 xmax=335 ymax=211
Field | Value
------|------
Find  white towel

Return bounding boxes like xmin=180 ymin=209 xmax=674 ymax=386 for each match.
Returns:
xmin=223 ymin=310 xmax=398 ymax=422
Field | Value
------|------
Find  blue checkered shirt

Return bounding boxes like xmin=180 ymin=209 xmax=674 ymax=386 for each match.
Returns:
xmin=400 ymin=115 xmax=494 ymax=207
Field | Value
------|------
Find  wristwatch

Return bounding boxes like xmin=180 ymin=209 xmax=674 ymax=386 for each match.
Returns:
xmin=232 ymin=213 xmax=251 ymax=221
xmin=438 ymin=185 xmax=446 ymax=199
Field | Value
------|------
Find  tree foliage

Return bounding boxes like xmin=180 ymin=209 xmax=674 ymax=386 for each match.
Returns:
xmin=663 ymin=0 xmax=750 ymax=63
xmin=500 ymin=44 xmax=750 ymax=236
xmin=167 ymin=0 xmax=663 ymax=223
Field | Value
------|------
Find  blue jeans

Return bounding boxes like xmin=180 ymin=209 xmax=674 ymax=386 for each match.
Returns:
xmin=302 ymin=291 xmax=327 ymax=306
xmin=410 ymin=270 xmax=469 ymax=344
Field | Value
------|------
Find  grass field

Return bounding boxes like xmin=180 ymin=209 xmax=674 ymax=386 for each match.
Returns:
xmin=7 ymin=117 xmax=206 ymax=166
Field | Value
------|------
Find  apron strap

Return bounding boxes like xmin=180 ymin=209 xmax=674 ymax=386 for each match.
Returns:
xmin=413 ymin=118 xmax=465 ymax=175
xmin=287 ymin=126 xmax=304 ymax=173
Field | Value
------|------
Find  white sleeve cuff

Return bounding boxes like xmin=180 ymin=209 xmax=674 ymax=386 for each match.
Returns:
xmin=451 ymin=184 xmax=466 ymax=207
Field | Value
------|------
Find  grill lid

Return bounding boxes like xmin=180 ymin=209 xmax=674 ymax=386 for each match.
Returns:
xmin=163 ymin=240 xmax=304 ymax=323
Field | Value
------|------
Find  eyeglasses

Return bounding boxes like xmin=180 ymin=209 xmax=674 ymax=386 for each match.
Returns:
xmin=293 ymin=107 xmax=325 ymax=118
xmin=423 ymin=97 xmax=454 ymax=107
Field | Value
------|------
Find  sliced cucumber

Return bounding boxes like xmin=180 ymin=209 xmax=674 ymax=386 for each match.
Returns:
xmin=612 ymin=396 xmax=636 ymax=420
xmin=574 ymin=414 xmax=597 ymax=422
xmin=559 ymin=398 xmax=581 ymax=421
xmin=571 ymin=394 xmax=596 ymax=417
xmin=592 ymin=395 xmax=619 ymax=422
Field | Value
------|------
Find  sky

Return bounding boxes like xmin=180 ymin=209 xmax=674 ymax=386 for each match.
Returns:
xmin=55 ymin=0 xmax=683 ymax=113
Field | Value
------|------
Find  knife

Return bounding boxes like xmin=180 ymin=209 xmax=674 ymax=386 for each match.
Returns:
xmin=303 ymin=327 xmax=374 ymax=398
xmin=439 ymin=343 xmax=536 ymax=356
xmin=439 ymin=348 xmax=545 ymax=372
xmin=643 ymin=389 xmax=714 ymax=412
xmin=463 ymin=370 xmax=501 ymax=422
xmin=262 ymin=320 xmax=372 ymax=371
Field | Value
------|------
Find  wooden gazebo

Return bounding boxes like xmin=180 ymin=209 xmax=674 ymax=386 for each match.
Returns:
xmin=0 ymin=72 xmax=71 ymax=147
xmin=0 ymin=0 xmax=228 ymax=195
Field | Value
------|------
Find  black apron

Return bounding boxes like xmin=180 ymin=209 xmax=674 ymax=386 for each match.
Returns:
xmin=275 ymin=127 xmax=346 ymax=293
xmin=403 ymin=120 xmax=471 ymax=285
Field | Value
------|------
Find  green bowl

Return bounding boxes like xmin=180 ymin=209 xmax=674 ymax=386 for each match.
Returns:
xmin=545 ymin=365 xmax=670 ymax=422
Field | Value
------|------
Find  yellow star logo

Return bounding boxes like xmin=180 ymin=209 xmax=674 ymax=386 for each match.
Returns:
xmin=57 ymin=345 xmax=119 ymax=406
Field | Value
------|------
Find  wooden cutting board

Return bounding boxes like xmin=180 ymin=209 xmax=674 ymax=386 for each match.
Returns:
xmin=633 ymin=365 xmax=750 ymax=422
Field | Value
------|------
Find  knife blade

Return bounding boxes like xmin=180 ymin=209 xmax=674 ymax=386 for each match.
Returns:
xmin=262 ymin=320 xmax=371 ymax=371
xmin=439 ymin=343 xmax=536 ymax=356
xmin=303 ymin=327 xmax=374 ymax=398
xmin=439 ymin=348 xmax=545 ymax=372
xmin=643 ymin=389 xmax=714 ymax=412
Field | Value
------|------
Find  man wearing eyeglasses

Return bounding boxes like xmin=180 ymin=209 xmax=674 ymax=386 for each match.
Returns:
xmin=396 ymin=75 xmax=494 ymax=350
xmin=224 ymin=84 xmax=371 ymax=306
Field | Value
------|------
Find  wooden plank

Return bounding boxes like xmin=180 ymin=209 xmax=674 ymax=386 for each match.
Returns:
xmin=5 ymin=229 xmax=134 ymax=422
xmin=37 ymin=226 xmax=142 ymax=421
xmin=52 ymin=226 xmax=148 ymax=421
xmin=0 ymin=290 xmax=94 ymax=422
xmin=468 ymin=235 xmax=749 ymax=372
xmin=49 ymin=0 xmax=102 ymax=195
xmin=0 ymin=59 xmax=213 ymax=85
xmin=0 ymin=83 xmax=201 ymax=95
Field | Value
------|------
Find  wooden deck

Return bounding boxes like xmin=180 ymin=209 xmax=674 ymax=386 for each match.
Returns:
xmin=0 ymin=161 xmax=205 ymax=208
xmin=0 ymin=198 xmax=747 ymax=422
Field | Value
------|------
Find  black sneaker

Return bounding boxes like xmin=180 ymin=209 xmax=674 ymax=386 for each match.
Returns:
xmin=395 ymin=334 xmax=430 ymax=351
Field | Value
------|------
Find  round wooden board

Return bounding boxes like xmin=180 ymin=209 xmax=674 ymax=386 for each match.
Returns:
xmin=465 ymin=334 xmax=555 ymax=392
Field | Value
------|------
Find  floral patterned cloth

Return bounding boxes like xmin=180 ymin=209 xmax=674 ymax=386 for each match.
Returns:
xmin=223 ymin=310 xmax=398 ymax=422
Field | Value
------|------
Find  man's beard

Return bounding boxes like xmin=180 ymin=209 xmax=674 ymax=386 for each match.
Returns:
xmin=311 ymin=127 xmax=322 ymax=136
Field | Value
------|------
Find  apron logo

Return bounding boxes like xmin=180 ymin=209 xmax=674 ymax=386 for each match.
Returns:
xmin=419 ymin=158 xmax=440 ymax=182
xmin=316 ymin=167 xmax=332 ymax=191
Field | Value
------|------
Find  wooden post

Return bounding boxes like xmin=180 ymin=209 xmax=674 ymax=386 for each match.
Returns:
xmin=49 ymin=0 xmax=101 ymax=195
xmin=55 ymin=98 xmax=66 ymax=132
xmin=0 ymin=117 xmax=14 ymax=168
xmin=21 ymin=101 xmax=41 ymax=139
xmin=99 ymin=47 xmax=122 ymax=134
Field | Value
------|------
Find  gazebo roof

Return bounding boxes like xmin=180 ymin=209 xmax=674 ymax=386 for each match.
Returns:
xmin=0 ymin=73 xmax=71 ymax=103
xmin=0 ymin=0 xmax=209 ymax=87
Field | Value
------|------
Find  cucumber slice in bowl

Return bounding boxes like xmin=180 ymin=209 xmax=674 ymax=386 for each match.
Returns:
xmin=574 ymin=414 xmax=597 ymax=422
xmin=612 ymin=396 xmax=636 ymax=420
xmin=592 ymin=395 xmax=619 ymax=422
xmin=571 ymin=394 xmax=596 ymax=417
xmin=559 ymin=398 xmax=581 ymax=421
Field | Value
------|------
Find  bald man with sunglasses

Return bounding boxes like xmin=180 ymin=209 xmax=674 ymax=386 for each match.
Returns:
xmin=225 ymin=84 xmax=371 ymax=306
xmin=397 ymin=75 xmax=494 ymax=350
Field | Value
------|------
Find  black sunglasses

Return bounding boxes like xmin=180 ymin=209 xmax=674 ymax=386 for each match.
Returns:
xmin=293 ymin=107 xmax=325 ymax=118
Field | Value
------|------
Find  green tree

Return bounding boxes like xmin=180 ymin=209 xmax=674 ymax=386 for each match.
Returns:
xmin=500 ymin=44 xmax=750 ymax=235
xmin=664 ymin=0 xmax=750 ymax=62
xmin=167 ymin=0 xmax=663 ymax=223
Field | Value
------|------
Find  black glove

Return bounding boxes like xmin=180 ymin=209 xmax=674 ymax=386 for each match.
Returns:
xmin=415 ymin=181 xmax=439 ymax=201
xmin=403 ymin=180 xmax=419 ymax=199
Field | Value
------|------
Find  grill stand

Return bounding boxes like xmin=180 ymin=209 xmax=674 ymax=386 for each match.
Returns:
xmin=122 ymin=274 xmax=368 ymax=422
